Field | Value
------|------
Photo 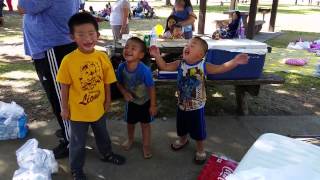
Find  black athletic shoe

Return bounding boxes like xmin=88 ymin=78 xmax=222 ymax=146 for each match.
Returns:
xmin=53 ymin=139 xmax=69 ymax=159
xmin=72 ymin=171 xmax=87 ymax=180
xmin=101 ymin=152 xmax=126 ymax=165
xmin=55 ymin=129 xmax=63 ymax=138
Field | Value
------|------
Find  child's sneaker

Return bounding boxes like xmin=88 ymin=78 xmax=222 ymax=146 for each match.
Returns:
xmin=101 ymin=152 xmax=126 ymax=165
xmin=72 ymin=171 xmax=87 ymax=180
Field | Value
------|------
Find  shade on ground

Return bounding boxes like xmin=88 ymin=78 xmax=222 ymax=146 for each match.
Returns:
xmin=1 ymin=115 xmax=320 ymax=180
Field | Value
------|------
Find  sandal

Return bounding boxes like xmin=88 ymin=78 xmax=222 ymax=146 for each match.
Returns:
xmin=193 ymin=151 xmax=207 ymax=165
xmin=170 ymin=139 xmax=189 ymax=151
xmin=122 ymin=140 xmax=133 ymax=151
xmin=101 ymin=152 xmax=126 ymax=165
xmin=143 ymin=146 xmax=153 ymax=159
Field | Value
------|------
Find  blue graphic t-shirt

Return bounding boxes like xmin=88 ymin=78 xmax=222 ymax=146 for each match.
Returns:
xmin=117 ymin=62 xmax=154 ymax=105
xmin=177 ymin=60 xmax=207 ymax=111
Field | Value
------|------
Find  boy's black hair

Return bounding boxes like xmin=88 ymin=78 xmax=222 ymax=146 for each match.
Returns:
xmin=126 ymin=37 xmax=147 ymax=54
xmin=193 ymin=36 xmax=208 ymax=55
xmin=68 ymin=12 xmax=99 ymax=34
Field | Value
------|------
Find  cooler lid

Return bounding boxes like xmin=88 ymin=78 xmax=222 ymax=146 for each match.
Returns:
xmin=206 ymin=39 xmax=268 ymax=54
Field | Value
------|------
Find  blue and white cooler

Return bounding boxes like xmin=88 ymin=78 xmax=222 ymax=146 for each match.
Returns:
xmin=205 ymin=39 xmax=268 ymax=80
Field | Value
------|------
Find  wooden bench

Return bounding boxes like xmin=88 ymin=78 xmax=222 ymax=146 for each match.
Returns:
xmin=154 ymin=73 xmax=285 ymax=115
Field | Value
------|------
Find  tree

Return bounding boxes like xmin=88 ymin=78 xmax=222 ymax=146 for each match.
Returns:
xmin=295 ymin=0 xmax=298 ymax=5
xmin=165 ymin=0 xmax=172 ymax=6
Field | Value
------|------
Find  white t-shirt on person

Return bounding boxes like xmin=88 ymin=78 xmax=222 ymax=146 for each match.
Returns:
xmin=110 ymin=0 xmax=130 ymax=26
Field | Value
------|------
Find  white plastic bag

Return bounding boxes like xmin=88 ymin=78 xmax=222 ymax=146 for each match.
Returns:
xmin=13 ymin=168 xmax=51 ymax=180
xmin=13 ymin=139 xmax=59 ymax=180
xmin=0 ymin=101 xmax=28 ymax=140
xmin=0 ymin=101 xmax=24 ymax=125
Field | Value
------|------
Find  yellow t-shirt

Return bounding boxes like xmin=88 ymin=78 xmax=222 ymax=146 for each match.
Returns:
xmin=57 ymin=49 xmax=116 ymax=122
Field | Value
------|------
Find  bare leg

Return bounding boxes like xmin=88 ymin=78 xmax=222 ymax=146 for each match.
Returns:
xmin=122 ymin=124 xmax=135 ymax=150
xmin=196 ymin=140 xmax=204 ymax=153
xmin=141 ymin=123 xmax=152 ymax=158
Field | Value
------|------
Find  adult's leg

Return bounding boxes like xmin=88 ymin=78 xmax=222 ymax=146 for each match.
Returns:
xmin=0 ymin=0 xmax=4 ymax=26
xmin=69 ymin=121 xmax=89 ymax=174
xmin=5 ymin=0 xmax=12 ymax=11
xmin=111 ymin=25 xmax=122 ymax=42
xmin=45 ymin=42 xmax=77 ymax=141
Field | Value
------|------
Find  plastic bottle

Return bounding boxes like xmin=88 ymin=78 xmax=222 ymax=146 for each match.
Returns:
xmin=238 ymin=17 xmax=245 ymax=39
xmin=150 ymin=28 xmax=157 ymax=46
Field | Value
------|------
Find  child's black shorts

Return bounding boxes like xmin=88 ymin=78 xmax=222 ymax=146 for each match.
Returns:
xmin=125 ymin=100 xmax=153 ymax=124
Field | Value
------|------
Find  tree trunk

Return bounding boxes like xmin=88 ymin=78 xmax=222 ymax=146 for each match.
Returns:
xmin=165 ymin=0 xmax=172 ymax=6
xmin=295 ymin=0 xmax=298 ymax=5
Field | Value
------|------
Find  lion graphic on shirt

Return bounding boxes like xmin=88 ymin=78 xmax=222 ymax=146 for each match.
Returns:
xmin=79 ymin=61 xmax=102 ymax=105
xmin=79 ymin=61 xmax=102 ymax=91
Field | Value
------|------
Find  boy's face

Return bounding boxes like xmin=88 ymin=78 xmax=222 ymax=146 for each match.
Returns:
xmin=183 ymin=39 xmax=205 ymax=62
xmin=172 ymin=27 xmax=183 ymax=38
xmin=123 ymin=40 xmax=145 ymax=63
xmin=71 ymin=23 xmax=99 ymax=53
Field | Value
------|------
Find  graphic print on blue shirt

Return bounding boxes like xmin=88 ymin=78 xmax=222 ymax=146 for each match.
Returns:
xmin=117 ymin=62 xmax=154 ymax=105
xmin=177 ymin=60 xmax=206 ymax=111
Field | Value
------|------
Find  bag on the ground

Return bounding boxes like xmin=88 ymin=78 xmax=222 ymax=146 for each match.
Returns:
xmin=0 ymin=101 xmax=28 ymax=140
xmin=198 ymin=154 xmax=238 ymax=180
xmin=13 ymin=139 xmax=58 ymax=180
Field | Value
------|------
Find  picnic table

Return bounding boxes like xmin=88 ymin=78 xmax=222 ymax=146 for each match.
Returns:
xmin=111 ymin=38 xmax=284 ymax=115
xmin=154 ymin=73 xmax=285 ymax=115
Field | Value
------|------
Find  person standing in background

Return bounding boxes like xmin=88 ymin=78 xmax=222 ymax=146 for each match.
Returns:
xmin=0 ymin=0 xmax=4 ymax=26
xmin=110 ymin=0 xmax=130 ymax=41
xmin=5 ymin=0 xmax=13 ymax=11
xmin=171 ymin=0 xmax=196 ymax=39
xmin=17 ymin=0 xmax=80 ymax=159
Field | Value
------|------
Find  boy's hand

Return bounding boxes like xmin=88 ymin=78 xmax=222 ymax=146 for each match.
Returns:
xmin=149 ymin=45 xmax=161 ymax=58
xmin=105 ymin=102 xmax=111 ymax=113
xmin=61 ymin=109 xmax=70 ymax=121
xmin=149 ymin=105 xmax=157 ymax=117
xmin=124 ymin=91 xmax=134 ymax=102
xmin=234 ymin=53 xmax=249 ymax=65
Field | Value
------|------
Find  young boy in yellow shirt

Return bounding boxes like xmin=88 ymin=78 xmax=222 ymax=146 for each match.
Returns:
xmin=56 ymin=12 xmax=125 ymax=180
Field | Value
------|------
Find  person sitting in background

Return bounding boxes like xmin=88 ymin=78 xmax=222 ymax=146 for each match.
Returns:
xmin=212 ymin=11 xmax=241 ymax=39
xmin=132 ymin=0 xmax=143 ymax=17
xmin=164 ymin=24 xmax=184 ymax=39
xmin=162 ymin=15 xmax=178 ymax=39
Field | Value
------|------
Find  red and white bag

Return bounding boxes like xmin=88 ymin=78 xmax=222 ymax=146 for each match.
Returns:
xmin=198 ymin=154 xmax=238 ymax=180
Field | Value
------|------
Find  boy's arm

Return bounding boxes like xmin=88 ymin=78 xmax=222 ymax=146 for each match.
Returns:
xmin=206 ymin=53 xmax=249 ymax=74
xmin=104 ymin=84 xmax=111 ymax=112
xmin=116 ymin=83 xmax=133 ymax=102
xmin=148 ymin=86 xmax=157 ymax=117
xmin=149 ymin=46 xmax=180 ymax=71
xmin=60 ymin=83 xmax=70 ymax=121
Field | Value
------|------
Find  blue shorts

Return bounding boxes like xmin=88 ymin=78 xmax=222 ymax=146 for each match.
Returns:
xmin=176 ymin=107 xmax=206 ymax=141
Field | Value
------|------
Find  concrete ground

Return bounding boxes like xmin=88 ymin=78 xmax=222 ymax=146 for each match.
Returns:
xmin=1 ymin=115 xmax=320 ymax=180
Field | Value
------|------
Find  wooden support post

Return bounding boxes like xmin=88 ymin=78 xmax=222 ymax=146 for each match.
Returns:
xmin=246 ymin=0 xmax=258 ymax=39
xmin=235 ymin=85 xmax=260 ymax=115
xmin=269 ymin=0 xmax=279 ymax=32
xmin=230 ymin=0 xmax=236 ymax=10
xmin=198 ymin=0 xmax=207 ymax=34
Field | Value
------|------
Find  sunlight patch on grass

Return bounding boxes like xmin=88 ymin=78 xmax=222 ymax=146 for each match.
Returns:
xmin=0 ymin=70 xmax=37 ymax=80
